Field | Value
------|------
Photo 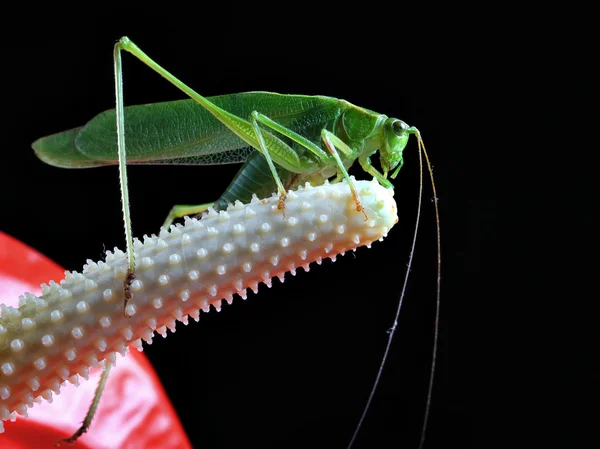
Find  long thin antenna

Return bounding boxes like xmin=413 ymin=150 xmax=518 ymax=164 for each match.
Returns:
xmin=346 ymin=138 xmax=425 ymax=449
xmin=417 ymin=133 xmax=442 ymax=449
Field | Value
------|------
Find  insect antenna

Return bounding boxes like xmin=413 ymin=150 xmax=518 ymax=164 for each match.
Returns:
xmin=417 ymin=133 xmax=442 ymax=449
xmin=346 ymin=132 xmax=427 ymax=449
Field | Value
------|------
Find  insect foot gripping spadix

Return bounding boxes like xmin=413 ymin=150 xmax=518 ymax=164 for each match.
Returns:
xmin=0 ymin=178 xmax=397 ymax=432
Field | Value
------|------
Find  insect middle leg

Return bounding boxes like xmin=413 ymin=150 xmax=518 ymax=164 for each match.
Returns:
xmin=250 ymin=112 xmax=367 ymax=218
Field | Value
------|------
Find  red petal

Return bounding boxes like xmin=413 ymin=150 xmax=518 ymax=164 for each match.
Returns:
xmin=0 ymin=232 xmax=191 ymax=448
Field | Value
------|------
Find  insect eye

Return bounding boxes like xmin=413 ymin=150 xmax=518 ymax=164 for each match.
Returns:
xmin=392 ymin=120 xmax=408 ymax=136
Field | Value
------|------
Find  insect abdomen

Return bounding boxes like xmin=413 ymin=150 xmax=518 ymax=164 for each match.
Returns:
xmin=0 ymin=179 xmax=397 ymax=432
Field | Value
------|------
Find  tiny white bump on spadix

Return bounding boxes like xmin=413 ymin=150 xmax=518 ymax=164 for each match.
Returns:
xmin=50 ymin=310 xmax=63 ymax=323
xmin=103 ymin=289 xmax=114 ymax=301
xmin=152 ymin=298 xmax=163 ymax=309
xmin=243 ymin=262 xmax=252 ymax=272
xmin=208 ymin=285 xmax=218 ymax=297
xmin=57 ymin=366 xmax=69 ymax=381
xmin=216 ymin=265 xmax=227 ymax=275
xmin=207 ymin=227 xmax=218 ymax=237
xmin=173 ymin=308 xmax=184 ymax=320
xmin=146 ymin=318 xmax=157 ymax=330
xmin=1 ymin=363 xmax=15 ymax=376
xmin=76 ymin=301 xmax=89 ymax=314
xmin=181 ymin=234 xmax=192 ymax=245
xmin=188 ymin=270 xmax=199 ymax=281
xmin=0 ymin=387 xmax=10 ymax=400
xmin=197 ymin=248 xmax=208 ymax=259
xmin=158 ymin=275 xmax=170 ymax=286
xmin=324 ymin=243 xmax=333 ymax=254
xmin=131 ymin=280 xmax=143 ymax=292
xmin=180 ymin=290 xmax=190 ymax=302
xmin=169 ymin=254 xmax=182 ymax=265
xmin=116 ymin=343 xmax=128 ymax=356
xmin=250 ymin=243 xmax=260 ymax=252
xmin=95 ymin=339 xmax=107 ymax=352
xmin=141 ymin=329 xmax=153 ymax=344
xmin=165 ymin=318 xmax=177 ymax=332
xmin=260 ymin=223 xmax=271 ymax=233
xmin=124 ymin=304 xmax=137 ymax=317
xmin=28 ymin=377 xmax=40 ymax=391
xmin=41 ymin=390 xmax=52 ymax=402
xmin=15 ymin=404 xmax=27 ymax=417
xmin=105 ymin=352 xmax=117 ymax=365
xmin=287 ymin=217 xmax=298 ymax=227
xmin=233 ymin=224 xmax=245 ymax=234
xmin=132 ymin=339 xmax=143 ymax=351
xmin=307 ymin=232 xmax=317 ymax=242
xmin=99 ymin=316 xmax=111 ymax=328
xmin=71 ymin=327 xmax=84 ymax=339
xmin=64 ymin=349 xmax=76 ymax=361
xmin=10 ymin=339 xmax=24 ymax=353
xmin=280 ymin=237 xmax=290 ymax=247
xmin=68 ymin=375 xmax=79 ymax=386
xmin=78 ymin=367 xmax=89 ymax=380
xmin=270 ymin=255 xmax=279 ymax=266
xmin=59 ymin=289 xmax=71 ymax=300
xmin=141 ymin=257 xmax=154 ymax=268
xmin=318 ymin=214 xmax=328 ymax=224
xmin=222 ymin=243 xmax=234 ymax=254
xmin=84 ymin=279 xmax=97 ymax=291
xmin=21 ymin=318 xmax=35 ymax=331
xmin=23 ymin=392 xmax=35 ymax=407
xmin=336 ymin=225 xmax=346 ymax=234
xmin=34 ymin=357 xmax=47 ymax=370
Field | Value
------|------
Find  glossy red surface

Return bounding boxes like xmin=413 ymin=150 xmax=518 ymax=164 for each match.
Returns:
xmin=0 ymin=232 xmax=191 ymax=448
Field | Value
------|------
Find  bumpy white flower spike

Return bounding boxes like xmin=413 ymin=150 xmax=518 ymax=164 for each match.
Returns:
xmin=0 ymin=178 xmax=398 ymax=433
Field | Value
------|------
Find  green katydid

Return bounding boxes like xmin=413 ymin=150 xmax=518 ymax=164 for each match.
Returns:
xmin=31 ymin=37 xmax=441 ymax=448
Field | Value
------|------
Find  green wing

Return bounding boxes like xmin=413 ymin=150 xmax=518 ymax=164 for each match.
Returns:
xmin=32 ymin=92 xmax=341 ymax=168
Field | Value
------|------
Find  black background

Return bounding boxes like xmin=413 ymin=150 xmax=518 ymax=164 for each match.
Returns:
xmin=0 ymin=22 xmax=483 ymax=449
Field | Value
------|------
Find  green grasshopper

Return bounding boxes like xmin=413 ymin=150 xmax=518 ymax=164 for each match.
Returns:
xmin=31 ymin=37 xmax=439 ymax=447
